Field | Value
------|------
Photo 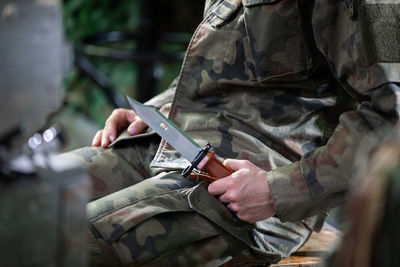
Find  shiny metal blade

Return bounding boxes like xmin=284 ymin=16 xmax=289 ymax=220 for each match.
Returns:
xmin=127 ymin=96 xmax=202 ymax=163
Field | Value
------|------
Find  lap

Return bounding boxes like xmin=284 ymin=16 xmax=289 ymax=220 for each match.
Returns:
xmin=59 ymin=132 xmax=313 ymax=266
xmin=87 ymin=172 xmax=312 ymax=266
xmin=58 ymin=132 xmax=160 ymax=200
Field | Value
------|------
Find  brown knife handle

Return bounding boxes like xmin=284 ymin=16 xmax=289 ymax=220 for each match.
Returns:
xmin=196 ymin=151 xmax=233 ymax=179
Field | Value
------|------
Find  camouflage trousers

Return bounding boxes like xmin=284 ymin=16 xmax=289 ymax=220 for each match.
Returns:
xmin=63 ymin=132 xmax=313 ymax=266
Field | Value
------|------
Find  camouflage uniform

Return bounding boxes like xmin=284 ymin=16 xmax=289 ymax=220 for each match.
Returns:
xmin=65 ymin=0 xmax=400 ymax=265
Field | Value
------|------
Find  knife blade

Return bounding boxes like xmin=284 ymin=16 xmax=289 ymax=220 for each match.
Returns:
xmin=127 ymin=96 xmax=203 ymax=162
xmin=126 ymin=96 xmax=232 ymax=181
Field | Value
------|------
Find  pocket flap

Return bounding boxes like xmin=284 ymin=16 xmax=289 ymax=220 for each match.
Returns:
xmin=188 ymin=182 xmax=282 ymax=262
xmin=242 ymin=0 xmax=281 ymax=7
xmin=88 ymin=173 xmax=197 ymax=242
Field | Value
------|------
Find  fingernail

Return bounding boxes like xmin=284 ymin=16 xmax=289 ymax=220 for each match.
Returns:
xmin=128 ymin=127 xmax=136 ymax=135
xmin=207 ymin=185 xmax=213 ymax=194
xmin=109 ymin=135 xmax=115 ymax=142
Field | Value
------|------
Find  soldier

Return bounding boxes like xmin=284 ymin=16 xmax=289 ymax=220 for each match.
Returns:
xmin=63 ymin=0 xmax=400 ymax=266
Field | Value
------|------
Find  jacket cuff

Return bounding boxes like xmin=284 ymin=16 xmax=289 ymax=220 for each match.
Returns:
xmin=266 ymin=162 xmax=313 ymax=222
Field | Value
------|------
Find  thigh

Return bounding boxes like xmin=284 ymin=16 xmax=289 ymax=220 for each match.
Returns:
xmin=87 ymin=172 xmax=311 ymax=266
xmin=58 ymin=133 xmax=160 ymax=200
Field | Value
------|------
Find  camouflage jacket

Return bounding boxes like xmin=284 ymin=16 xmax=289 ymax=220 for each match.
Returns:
xmin=142 ymin=0 xmax=400 ymax=223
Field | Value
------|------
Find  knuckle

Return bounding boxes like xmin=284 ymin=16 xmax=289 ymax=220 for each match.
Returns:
xmin=227 ymin=192 xmax=238 ymax=202
xmin=241 ymin=160 xmax=253 ymax=169
xmin=95 ymin=130 xmax=103 ymax=138
xmin=109 ymin=109 xmax=118 ymax=117
xmin=242 ymin=169 xmax=251 ymax=176
xmin=110 ymin=108 xmax=123 ymax=118
xmin=114 ymin=108 xmax=124 ymax=114
xmin=104 ymin=117 xmax=112 ymax=126
xmin=226 ymin=179 xmax=236 ymax=189
xmin=135 ymin=118 xmax=143 ymax=125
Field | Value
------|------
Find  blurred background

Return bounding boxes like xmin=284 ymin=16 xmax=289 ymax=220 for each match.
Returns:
xmin=0 ymin=1 xmax=204 ymax=266
xmin=58 ymin=0 xmax=205 ymax=151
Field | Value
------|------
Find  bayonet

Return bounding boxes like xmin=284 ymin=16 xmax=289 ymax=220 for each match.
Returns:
xmin=127 ymin=96 xmax=232 ymax=182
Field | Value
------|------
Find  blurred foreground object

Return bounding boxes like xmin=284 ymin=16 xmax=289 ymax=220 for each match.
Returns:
xmin=0 ymin=0 xmax=89 ymax=266
xmin=326 ymin=128 xmax=400 ymax=267
xmin=0 ymin=0 xmax=67 ymax=143
xmin=0 ymin=155 xmax=89 ymax=267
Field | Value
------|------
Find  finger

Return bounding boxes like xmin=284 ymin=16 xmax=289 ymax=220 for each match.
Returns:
xmin=236 ymin=212 xmax=252 ymax=223
xmin=101 ymin=123 xmax=115 ymax=148
xmin=125 ymin=109 xmax=138 ymax=124
xmin=92 ymin=130 xmax=103 ymax=146
xmin=218 ymin=193 xmax=230 ymax=204
xmin=219 ymin=188 xmax=239 ymax=203
xmin=223 ymin=159 xmax=251 ymax=172
xmin=208 ymin=177 xmax=230 ymax=196
xmin=101 ymin=132 xmax=110 ymax=148
xmin=127 ymin=119 xmax=147 ymax=135
xmin=219 ymin=192 xmax=236 ymax=204
xmin=101 ymin=114 xmax=120 ymax=148
xmin=227 ymin=202 xmax=240 ymax=213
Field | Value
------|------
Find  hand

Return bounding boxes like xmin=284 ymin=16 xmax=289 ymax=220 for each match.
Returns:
xmin=208 ymin=159 xmax=276 ymax=223
xmin=92 ymin=108 xmax=148 ymax=148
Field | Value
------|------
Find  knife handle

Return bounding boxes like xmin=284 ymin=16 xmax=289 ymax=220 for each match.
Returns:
xmin=191 ymin=151 xmax=233 ymax=181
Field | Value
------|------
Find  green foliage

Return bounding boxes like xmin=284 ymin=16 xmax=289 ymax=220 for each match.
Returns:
xmin=63 ymin=0 xmax=141 ymax=41
xmin=61 ymin=0 xmax=188 ymax=127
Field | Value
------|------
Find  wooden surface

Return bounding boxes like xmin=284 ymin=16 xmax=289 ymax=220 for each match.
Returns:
xmin=271 ymin=223 xmax=340 ymax=267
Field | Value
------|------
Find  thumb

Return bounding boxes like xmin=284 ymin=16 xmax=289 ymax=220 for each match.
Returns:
xmin=223 ymin=158 xmax=247 ymax=172
xmin=127 ymin=120 xmax=147 ymax=135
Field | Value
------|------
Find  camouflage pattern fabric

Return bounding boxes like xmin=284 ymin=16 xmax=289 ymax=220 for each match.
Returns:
xmin=64 ymin=134 xmax=312 ymax=266
xmin=66 ymin=0 xmax=400 ymax=265
xmin=65 ymin=132 xmax=161 ymax=201
xmin=324 ymin=128 xmax=400 ymax=267
xmin=150 ymin=0 xmax=400 ymax=221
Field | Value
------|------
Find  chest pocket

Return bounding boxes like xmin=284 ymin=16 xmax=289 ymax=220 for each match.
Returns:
xmin=242 ymin=0 xmax=313 ymax=82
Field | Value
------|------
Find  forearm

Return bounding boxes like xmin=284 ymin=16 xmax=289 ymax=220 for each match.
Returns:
xmin=268 ymin=83 xmax=400 ymax=222
xmin=267 ymin=0 xmax=400 ymax=222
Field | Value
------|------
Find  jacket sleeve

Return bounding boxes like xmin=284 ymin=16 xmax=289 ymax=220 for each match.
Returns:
xmin=267 ymin=0 xmax=400 ymax=222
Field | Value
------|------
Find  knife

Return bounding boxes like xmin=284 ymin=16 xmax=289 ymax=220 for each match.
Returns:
xmin=126 ymin=96 xmax=232 ymax=182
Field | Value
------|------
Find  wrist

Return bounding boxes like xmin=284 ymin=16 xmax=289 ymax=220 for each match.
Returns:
xmin=265 ymin=172 xmax=277 ymax=217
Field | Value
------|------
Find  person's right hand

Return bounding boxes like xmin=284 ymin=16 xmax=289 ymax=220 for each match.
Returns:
xmin=92 ymin=108 xmax=148 ymax=148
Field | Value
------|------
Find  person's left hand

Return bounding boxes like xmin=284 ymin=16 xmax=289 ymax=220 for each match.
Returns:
xmin=207 ymin=159 xmax=276 ymax=223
